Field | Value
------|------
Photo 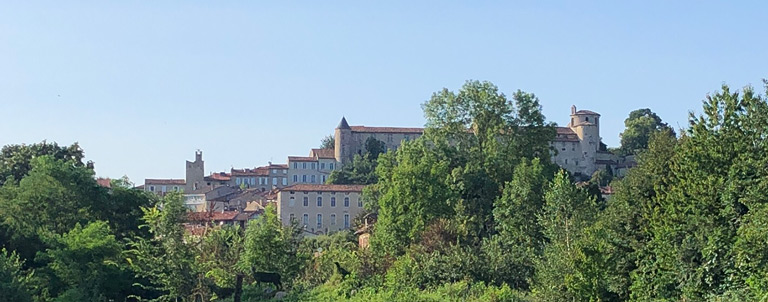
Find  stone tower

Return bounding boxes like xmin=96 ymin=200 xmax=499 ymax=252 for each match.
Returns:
xmin=569 ymin=105 xmax=601 ymax=175
xmin=185 ymin=150 xmax=205 ymax=192
xmin=334 ymin=117 xmax=352 ymax=163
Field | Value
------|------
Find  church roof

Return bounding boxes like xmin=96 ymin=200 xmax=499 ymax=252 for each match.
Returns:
xmin=337 ymin=117 xmax=350 ymax=129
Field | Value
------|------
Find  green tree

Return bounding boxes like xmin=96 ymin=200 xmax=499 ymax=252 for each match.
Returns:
xmin=630 ymin=83 xmax=768 ymax=301
xmin=127 ymin=192 xmax=201 ymax=300
xmin=371 ymin=140 xmax=455 ymax=255
xmin=239 ymin=205 xmax=307 ymax=289
xmin=320 ymin=134 xmax=335 ymax=150
xmin=487 ymin=158 xmax=551 ymax=289
xmin=39 ymin=221 xmax=130 ymax=301
xmin=0 ymin=141 xmax=87 ymax=186
xmin=0 ymin=248 xmax=32 ymax=302
xmin=533 ymin=171 xmax=599 ymax=301
xmin=618 ymin=108 xmax=674 ymax=155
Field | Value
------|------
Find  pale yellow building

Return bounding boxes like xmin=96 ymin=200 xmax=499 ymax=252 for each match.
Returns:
xmin=275 ymin=184 xmax=365 ymax=234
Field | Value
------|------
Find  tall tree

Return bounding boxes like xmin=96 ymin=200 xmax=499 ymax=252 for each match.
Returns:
xmin=486 ymin=158 xmax=551 ymax=289
xmin=319 ymin=134 xmax=335 ymax=150
xmin=239 ymin=205 xmax=307 ymax=288
xmin=0 ymin=249 xmax=32 ymax=302
xmin=618 ymin=108 xmax=674 ymax=155
xmin=0 ymin=141 xmax=87 ymax=186
xmin=630 ymin=83 xmax=768 ymax=301
xmin=533 ymin=171 xmax=599 ymax=301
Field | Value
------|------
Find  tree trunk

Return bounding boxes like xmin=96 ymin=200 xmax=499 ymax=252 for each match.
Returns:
xmin=234 ymin=274 xmax=244 ymax=302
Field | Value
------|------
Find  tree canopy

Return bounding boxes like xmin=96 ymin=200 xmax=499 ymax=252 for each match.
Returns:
xmin=618 ymin=108 xmax=675 ymax=155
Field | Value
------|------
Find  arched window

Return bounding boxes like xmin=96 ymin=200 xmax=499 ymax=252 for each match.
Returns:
xmin=317 ymin=214 xmax=322 ymax=229
xmin=302 ymin=214 xmax=308 ymax=226
xmin=344 ymin=197 xmax=350 ymax=207
xmin=317 ymin=196 xmax=322 ymax=207
xmin=331 ymin=214 xmax=336 ymax=225
xmin=331 ymin=197 xmax=336 ymax=207
xmin=303 ymin=197 xmax=308 ymax=207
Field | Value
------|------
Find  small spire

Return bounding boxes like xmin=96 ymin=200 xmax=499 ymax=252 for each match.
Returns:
xmin=337 ymin=116 xmax=350 ymax=129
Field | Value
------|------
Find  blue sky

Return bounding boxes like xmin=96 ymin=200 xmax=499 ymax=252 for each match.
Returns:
xmin=1 ymin=1 xmax=766 ymax=182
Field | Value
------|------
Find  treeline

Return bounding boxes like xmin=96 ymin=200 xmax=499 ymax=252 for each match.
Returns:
xmin=2 ymin=80 xmax=768 ymax=302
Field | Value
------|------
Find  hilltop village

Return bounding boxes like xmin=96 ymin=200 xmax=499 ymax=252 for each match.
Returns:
xmin=142 ymin=105 xmax=634 ymax=235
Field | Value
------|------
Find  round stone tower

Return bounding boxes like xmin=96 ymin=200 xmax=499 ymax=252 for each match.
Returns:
xmin=334 ymin=117 xmax=352 ymax=164
xmin=569 ymin=106 xmax=601 ymax=176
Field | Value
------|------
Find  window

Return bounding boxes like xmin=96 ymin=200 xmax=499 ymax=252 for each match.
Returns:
xmin=283 ymin=170 xmax=287 ymax=174
xmin=293 ymin=162 xmax=297 ymax=169
xmin=302 ymin=175 xmax=307 ymax=182
xmin=236 ymin=178 xmax=241 ymax=185
xmin=272 ymin=169 xmax=277 ymax=174
xmin=173 ymin=186 xmax=179 ymax=191
xmin=149 ymin=186 xmax=155 ymax=192
xmin=289 ymin=197 xmax=295 ymax=207
xmin=565 ymin=159 xmax=568 ymax=164
xmin=302 ymin=163 xmax=307 ymax=169
xmin=358 ymin=199 xmax=363 ymax=207
xmin=321 ymin=163 xmax=325 ymax=169
xmin=344 ymin=214 xmax=350 ymax=228
xmin=289 ymin=213 xmax=295 ymax=222
xmin=282 ymin=178 xmax=287 ymax=185
xmin=585 ymin=116 xmax=590 ymax=122
xmin=344 ymin=197 xmax=350 ymax=207
xmin=311 ymin=162 xmax=316 ymax=170
xmin=311 ymin=175 xmax=316 ymax=183
xmin=303 ymin=197 xmax=308 ymax=207
xmin=322 ymin=175 xmax=327 ymax=183
xmin=331 ymin=214 xmax=336 ymax=225
xmin=317 ymin=196 xmax=322 ymax=207
xmin=272 ymin=177 xmax=277 ymax=185
xmin=330 ymin=163 xmax=334 ymax=170
xmin=302 ymin=214 xmax=309 ymax=226
xmin=293 ymin=175 xmax=298 ymax=182
xmin=331 ymin=197 xmax=336 ymax=207
xmin=161 ymin=185 xmax=167 ymax=192
xmin=317 ymin=214 xmax=322 ymax=229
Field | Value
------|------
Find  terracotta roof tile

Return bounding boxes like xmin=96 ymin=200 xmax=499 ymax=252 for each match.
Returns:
xmin=350 ymin=126 xmax=424 ymax=134
xmin=288 ymin=156 xmax=317 ymax=162
xmin=206 ymin=172 xmax=231 ymax=181
xmin=574 ymin=110 xmax=600 ymax=116
xmin=554 ymin=127 xmax=580 ymax=142
xmin=280 ymin=184 xmax=365 ymax=193
xmin=188 ymin=211 xmax=240 ymax=222
xmin=145 ymin=179 xmax=186 ymax=185
xmin=310 ymin=148 xmax=336 ymax=159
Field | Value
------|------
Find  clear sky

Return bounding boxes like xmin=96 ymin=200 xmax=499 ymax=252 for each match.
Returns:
xmin=1 ymin=1 xmax=766 ymax=183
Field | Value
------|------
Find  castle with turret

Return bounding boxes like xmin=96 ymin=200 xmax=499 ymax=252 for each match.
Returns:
xmin=333 ymin=105 xmax=628 ymax=179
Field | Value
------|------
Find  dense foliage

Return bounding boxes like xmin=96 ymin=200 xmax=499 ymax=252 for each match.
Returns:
xmin=2 ymin=80 xmax=768 ymax=301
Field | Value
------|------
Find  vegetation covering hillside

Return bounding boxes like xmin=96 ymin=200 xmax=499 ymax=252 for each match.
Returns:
xmin=2 ymin=80 xmax=768 ymax=302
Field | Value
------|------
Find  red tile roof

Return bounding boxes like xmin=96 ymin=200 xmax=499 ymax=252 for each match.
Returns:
xmin=145 ymin=179 xmax=186 ymax=185
xmin=188 ymin=211 xmax=240 ymax=222
xmin=554 ymin=127 xmax=580 ymax=142
xmin=96 ymin=178 xmax=111 ymax=188
xmin=311 ymin=148 xmax=336 ymax=159
xmin=288 ymin=156 xmax=318 ymax=162
xmin=206 ymin=172 xmax=231 ymax=181
xmin=280 ymin=184 xmax=365 ymax=193
xmin=231 ymin=167 xmax=269 ymax=176
xmin=350 ymin=126 xmax=424 ymax=134
xmin=575 ymin=110 xmax=600 ymax=116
